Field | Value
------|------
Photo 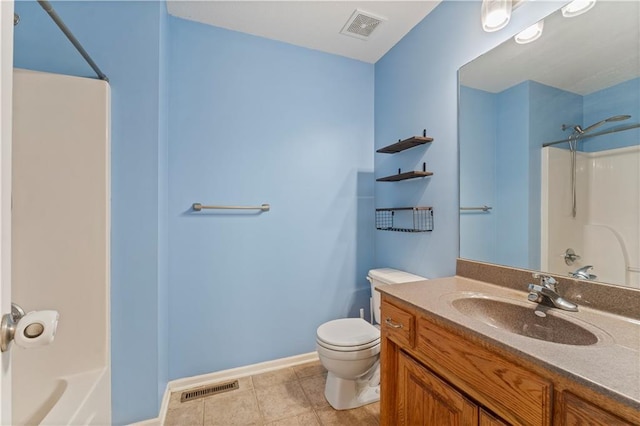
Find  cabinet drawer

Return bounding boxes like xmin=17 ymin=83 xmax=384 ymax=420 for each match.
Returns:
xmin=416 ymin=317 xmax=552 ymax=426
xmin=381 ymin=300 xmax=415 ymax=348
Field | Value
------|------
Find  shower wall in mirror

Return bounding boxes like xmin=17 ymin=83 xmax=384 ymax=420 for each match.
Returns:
xmin=459 ymin=1 xmax=640 ymax=289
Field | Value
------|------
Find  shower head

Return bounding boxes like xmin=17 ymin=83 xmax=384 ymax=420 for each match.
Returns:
xmin=562 ymin=115 xmax=631 ymax=135
xmin=581 ymin=114 xmax=632 ymax=134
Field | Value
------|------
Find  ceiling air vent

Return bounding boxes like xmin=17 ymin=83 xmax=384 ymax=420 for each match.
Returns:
xmin=340 ymin=9 xmax=386 ymax=40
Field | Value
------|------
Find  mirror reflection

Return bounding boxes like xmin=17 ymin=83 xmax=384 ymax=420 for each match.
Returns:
xmin=459 ymin=1 xmax=640 ymax=289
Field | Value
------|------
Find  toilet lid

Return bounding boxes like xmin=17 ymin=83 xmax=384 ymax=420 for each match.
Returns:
xmin=316 ymin=318 xmax=380 ymax=347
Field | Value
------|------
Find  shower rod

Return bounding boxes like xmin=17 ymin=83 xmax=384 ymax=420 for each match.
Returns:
xmin=543 ymin=123 xmax=639 ymax=147
xmin=36 ymin=0 xmax=108 ymax=82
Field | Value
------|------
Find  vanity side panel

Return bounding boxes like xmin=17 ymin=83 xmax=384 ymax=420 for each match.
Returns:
xmin=380 ymin=326 xmax=399 ymax=426
xmin=559 ymin=391 xmax=637 ymax=426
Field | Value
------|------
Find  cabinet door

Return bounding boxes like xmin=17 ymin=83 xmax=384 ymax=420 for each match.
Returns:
xmin=561 ymin=392 xmax=635 ymax=426
xmin=479 ymin=409 xmax=509 ymax=426
xmin=398 ymin=351 xmax=478 ymax=426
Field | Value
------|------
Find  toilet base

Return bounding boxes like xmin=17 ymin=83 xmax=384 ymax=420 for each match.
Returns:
xmin=323 ymin=364 xmax=380 ymax=410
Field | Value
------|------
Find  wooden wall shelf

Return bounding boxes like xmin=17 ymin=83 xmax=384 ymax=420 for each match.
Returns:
xmin=376 ymin=171 xmax=433 ymax=182
xmin=377 ymin=136 xmax=434 ymax=154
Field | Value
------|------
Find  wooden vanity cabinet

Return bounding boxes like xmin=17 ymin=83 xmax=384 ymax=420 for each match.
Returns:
xmin=398 ymin=350 xmax=479 ymax=425
xmin=558 ymin=392 xmax=634 ymax=426
xmin=380 ymin=295 xmax=639 ymax=426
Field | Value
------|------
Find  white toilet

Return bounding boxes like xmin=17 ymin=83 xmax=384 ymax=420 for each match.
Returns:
xmin=316 ymin=268 xmax=427 ymax=410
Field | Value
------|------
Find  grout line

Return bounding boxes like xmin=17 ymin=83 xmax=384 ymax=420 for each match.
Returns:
xmin=250 ymin=374 xmax=267 ymax=426
xmin=200 ymin=396 xmax=205 ymax=426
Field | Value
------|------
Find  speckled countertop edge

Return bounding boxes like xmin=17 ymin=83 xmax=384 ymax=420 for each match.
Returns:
xmin=377 ymin=276 xmax=640 ymax=411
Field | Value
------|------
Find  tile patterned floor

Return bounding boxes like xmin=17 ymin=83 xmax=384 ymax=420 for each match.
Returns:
xmin=165 ymin=360 xmax=380 ymax=426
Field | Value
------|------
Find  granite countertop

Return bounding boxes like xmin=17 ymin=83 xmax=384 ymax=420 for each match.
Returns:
xmin=377 ymin=276 xmax=640 ymax=410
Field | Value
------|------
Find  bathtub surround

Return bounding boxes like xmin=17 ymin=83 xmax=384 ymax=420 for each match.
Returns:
xmin=542 ymin=145 xmax=640 ymax=288
xmin=11 ymin=69 xmax=110 ymax=425
xmin=11 ymin=0 xmax=584 ymax=424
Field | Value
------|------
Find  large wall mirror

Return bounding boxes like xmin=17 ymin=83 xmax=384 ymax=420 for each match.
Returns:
xmin=459 ymin=1 xmax=639 ymax=289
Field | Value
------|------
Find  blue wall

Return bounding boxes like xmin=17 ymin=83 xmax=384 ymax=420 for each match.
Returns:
xmin=495 ymin=82 xmax=530 ymax=268
xmin=157 ymin=2 xmax=170 ymax=409
xmin=459 ymin=86 xmax=497 ymax=263
xmin=14 ymin=1 xmax=168 ymax=423
xmin=167 ymin=17 xmax=375 ymax=380
xmin=374 ymin=0 xmax=561 ymax=278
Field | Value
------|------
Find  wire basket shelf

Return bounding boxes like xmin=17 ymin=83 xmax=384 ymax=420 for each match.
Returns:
xmin=375 ymin=207 xmax=433 ymax=233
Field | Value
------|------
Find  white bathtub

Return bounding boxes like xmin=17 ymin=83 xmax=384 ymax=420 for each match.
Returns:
xmin=18 ymin=368 xmax=110 ymax=426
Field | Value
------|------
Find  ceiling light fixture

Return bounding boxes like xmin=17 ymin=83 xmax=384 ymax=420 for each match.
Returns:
xmin=481 ymin=0 xmax=512 ymax=32
xmin=561 ymin=0 xmax=596 ymax=18
xmin=514 ymin=20 xmax=544 ymax=44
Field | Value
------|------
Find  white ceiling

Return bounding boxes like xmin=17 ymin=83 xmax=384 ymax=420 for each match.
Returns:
xmin=167 ymin=1 xmax=442 ymax=63
xmin=460 ymin=1 xmax=640 ymax=95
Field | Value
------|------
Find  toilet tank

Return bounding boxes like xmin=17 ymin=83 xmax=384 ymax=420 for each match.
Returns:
xmin=368 ymin=268 xmax=427 ymax=325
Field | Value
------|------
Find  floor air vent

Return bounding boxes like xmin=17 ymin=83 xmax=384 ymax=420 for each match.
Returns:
xmin=180 ymin=380 xmax=239 ymax=402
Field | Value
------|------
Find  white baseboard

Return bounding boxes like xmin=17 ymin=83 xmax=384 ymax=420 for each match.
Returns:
xmin=128 ymin=419 xmax=160 ymax=426
xmin=130 ymin=352 xmax=319 ymax=425
xmin=169 ymin=352 xmax=319 ymax=392
xmin=157 ymin=382 xmax=170 ymax=426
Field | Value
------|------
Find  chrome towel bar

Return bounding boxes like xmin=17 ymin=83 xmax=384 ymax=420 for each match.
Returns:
xmin=192 ymin=203 xmax=270 ymax=212
xmin=460 ymin=205 xmax=492 ymax=212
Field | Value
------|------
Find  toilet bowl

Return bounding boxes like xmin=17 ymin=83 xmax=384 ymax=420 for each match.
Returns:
xmin=316 ymin=268 xmax=427 ymax=410
xmin=316 ymin=318 xmax=380 ymax=410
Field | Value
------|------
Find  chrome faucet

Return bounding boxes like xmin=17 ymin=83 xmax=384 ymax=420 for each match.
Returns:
xmin=527 ymin=274 xmax=578 ymax=312
xmin=569 ymin=265 xmax=597 ymax=280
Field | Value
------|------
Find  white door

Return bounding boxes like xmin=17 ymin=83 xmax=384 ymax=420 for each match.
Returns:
xmin=0 ymin=0 xmax=14 ymax=425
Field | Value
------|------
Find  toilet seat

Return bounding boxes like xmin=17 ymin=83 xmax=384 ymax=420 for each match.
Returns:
xmin=316 ymin=338 xmax=380 ymax=352
xmin=316 ymin=341 xmax=380 ymax=361
xmin=316 ymin=318 xmax=380 ymax=351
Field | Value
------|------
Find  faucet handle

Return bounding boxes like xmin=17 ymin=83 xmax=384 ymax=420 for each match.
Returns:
xmin=532 ymin=273 xmax=557 ymax=289
xmin=527 ymin=292 xmax=542 ymax=303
